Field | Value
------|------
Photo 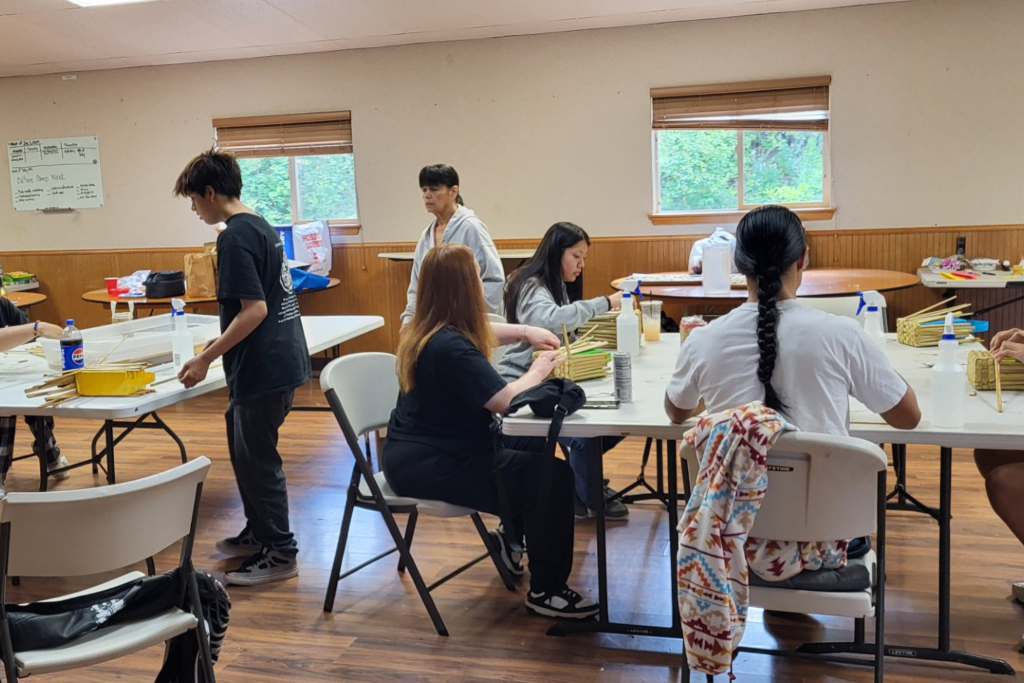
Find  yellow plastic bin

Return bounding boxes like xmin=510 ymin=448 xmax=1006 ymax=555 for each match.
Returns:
xmin=75 ymin=369 xmax=156 ymax=396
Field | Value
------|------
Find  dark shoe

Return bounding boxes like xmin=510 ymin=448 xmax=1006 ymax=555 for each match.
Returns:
xmin=526 ymin=586 xmax=599 ymax=619
xmin=225 ymin=548 xmax=298 ymax=586
xmin=489 ymin=530 xmax=524 ymax=577
xmin=216 ymin=526 xmax=261 ymax=557
xmin=575 ymin=487 xmax=630 ymax=522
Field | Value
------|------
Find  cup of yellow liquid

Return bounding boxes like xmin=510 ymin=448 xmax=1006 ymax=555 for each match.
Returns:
xmin=640 ymin=300 xmax=662 ymax=342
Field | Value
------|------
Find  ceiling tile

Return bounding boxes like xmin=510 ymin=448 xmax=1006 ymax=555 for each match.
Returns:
xmin=262 ymin=0 xmax=407 ymax=41
xmin=174 ymin=0 xmax=330 ymax=46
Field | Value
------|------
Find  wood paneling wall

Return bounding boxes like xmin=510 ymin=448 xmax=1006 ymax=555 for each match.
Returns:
xmin=3 ymin=224 xmax=1022 ymax=354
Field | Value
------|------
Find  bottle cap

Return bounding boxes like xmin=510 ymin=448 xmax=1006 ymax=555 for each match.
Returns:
xmin=65 ymin=319 xmax=74 ymax=326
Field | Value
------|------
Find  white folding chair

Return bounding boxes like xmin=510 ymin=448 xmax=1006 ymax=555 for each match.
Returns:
xmin=486 ymin=313 xmax=507 ymax=369
xmin=682 ymin=432 xmax=887 ymax=682
xmin=319 ymin=353 xmax=516 ymax=637
xmin=0 ymin=457 xmax=214 ymax=683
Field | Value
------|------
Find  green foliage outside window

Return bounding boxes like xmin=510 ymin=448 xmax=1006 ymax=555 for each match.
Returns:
xmin=238 ymin=153 xmax=358 ymax=226
xmin=657 ymin=129 xmax=824 ymax=212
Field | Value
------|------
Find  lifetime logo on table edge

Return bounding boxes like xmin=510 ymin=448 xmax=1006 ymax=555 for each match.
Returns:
xmin=887 ymin=648 xmax=918 ymax=657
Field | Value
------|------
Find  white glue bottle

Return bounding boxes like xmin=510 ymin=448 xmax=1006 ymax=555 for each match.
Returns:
xmin=930 ymin=312 xmax=965 ymax=429
xmin=170 ymin=299 xmax=194 ymax=372
xmin=616 ymin=292 xmax=640 ymax=357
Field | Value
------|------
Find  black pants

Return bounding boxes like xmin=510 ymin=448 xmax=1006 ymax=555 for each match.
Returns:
xmin=382 ymin=440 xmax=575 ymax=594
xmin=0 ymin=416 xmax=60 ymax=478
xmin=225 ymin=390 xmax=297 ymax=555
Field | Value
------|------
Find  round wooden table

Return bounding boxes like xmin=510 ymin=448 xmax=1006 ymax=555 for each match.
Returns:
xmin=82 ymin=277 xmax=341 ymax=310
xmin=3 ymin=291 xmax=46 ymax=309
xmin=613 ymin=269 xmax=919 ymax=304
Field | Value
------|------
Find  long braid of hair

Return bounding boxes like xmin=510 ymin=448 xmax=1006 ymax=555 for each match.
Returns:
xmin=755 ymin=265 xmax=786 ymax=412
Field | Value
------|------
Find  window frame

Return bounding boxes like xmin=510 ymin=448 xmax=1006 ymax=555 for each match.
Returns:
xmin=213 ymin=112 xmax=360 ymax=241
xmin=649 ymin=77 xmax=836 ymax=225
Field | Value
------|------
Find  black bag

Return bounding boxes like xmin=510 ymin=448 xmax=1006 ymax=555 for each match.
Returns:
xmin=498 ymin=379 xmax=587 ymax=539
xmin=144 ymin=270 xmax=186 ymax=299
xmin=506 ymin=377 xmax=587 ymax=456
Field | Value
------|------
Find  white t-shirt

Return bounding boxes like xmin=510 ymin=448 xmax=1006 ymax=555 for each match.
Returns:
xmin=666 ymin=300 xmax=907 ymax=435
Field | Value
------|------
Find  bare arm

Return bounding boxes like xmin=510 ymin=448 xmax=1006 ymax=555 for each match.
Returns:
xmin=0 ymin=321 xmax=61 ymax=352
xmin=665 ymin=394 xmax=705 ymax=425
xmin=880 ymin=384 xmax=921 ymax=430
xmin=490 ymin=322 xmax=560 ymax=349
xmin=178 ymin=299 xmax=268 ymax=388
xmin=484 ymin=351 xmax=563 ymax=414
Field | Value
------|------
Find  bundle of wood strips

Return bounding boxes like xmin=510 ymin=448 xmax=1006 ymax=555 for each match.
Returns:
xmin=532 ymin=325 xmax=611 ymax=382
xmin=586 ymin=309 xmax=641 ymax=346
xmin=967 ymin=350 xmax=1024 ymax=391
xmin=896 ymin=297 xmax=973 ymax=347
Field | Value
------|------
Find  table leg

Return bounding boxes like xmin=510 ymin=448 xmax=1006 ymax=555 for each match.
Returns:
xmin=547 ymin=437 xmax=682 ymax=639
xmin=799 ymin=445 xmax=1014 ymax=674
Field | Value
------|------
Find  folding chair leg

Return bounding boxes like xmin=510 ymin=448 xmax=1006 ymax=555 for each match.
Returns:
xmin=186 ymin=571 xmax=217 ymax=683
xmin=470 ymin=513 xmax=516 ymax=592
xmin=324 ymin=466 xmax=360 ymax=613
xmin=397 ymin=510 xmax=418 ymax=573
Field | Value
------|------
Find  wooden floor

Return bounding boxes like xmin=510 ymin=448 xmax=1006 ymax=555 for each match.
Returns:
xmin=5 ymin=383 xmax=1024 ymax=682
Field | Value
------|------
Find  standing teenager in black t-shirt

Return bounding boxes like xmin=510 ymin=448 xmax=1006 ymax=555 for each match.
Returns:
xmin=383 ymin=243 xmax=599 ymax=619
xmin=174 ymin=149 xmax=311 ymax=586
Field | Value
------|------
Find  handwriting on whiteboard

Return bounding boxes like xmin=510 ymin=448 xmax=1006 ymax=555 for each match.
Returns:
xmin=7 ymin=137 xmax=104 ymax=211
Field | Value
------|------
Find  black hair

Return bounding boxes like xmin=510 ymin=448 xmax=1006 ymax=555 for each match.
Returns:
xmin=173 ymin=148 xmax=243 ymax=199
xmin=504 ymin=222 xmax=590 ymax=324
xmin=418 ymin=164 xmax=464 ymax=206
xmin=733 ymin=205 xmax=807 ymax=414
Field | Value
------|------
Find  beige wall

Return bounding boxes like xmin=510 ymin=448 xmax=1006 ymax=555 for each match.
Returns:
xmin=0 ymin=0 xmax=1021 ymax=251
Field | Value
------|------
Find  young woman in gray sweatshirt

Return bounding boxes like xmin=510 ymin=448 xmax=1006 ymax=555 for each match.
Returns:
xmin=498 ymin=222 xmax=630 ymax=521
xmin=401 ymin=164 xmax=504 ymax=325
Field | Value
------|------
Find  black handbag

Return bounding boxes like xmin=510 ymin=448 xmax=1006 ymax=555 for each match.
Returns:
xmin=143 ymin=270 xmax=186 ymax=299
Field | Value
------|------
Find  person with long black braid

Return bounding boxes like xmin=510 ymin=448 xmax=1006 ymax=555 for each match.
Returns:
xmin=663 ymin=206 xmax=920 ymax=581
xmin=664 ymin=205 xmax=919 ymax=432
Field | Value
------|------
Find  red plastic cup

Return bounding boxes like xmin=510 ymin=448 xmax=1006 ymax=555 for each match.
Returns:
xmin=105 ymin=277 xmax=119 ymax=294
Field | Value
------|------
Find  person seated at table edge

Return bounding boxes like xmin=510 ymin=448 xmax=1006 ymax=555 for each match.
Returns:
xmin=383 ymin=243 xmax=599 ymax=619
xmin=0 ymin=299 xmax=70 ymax=482
xmin=498 ymin=221 xmax=630 ymax=522
xmin=663 ymin=205 xmax=919 ymax=581
xmin=974 ymin=328 xmax=1024 ymax=630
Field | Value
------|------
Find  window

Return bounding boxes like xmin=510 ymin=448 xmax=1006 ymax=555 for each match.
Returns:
xmin=213 ymin=112 xmax=359 ymax=238
xmin=651 ymin=77 xmax=833 ymax=223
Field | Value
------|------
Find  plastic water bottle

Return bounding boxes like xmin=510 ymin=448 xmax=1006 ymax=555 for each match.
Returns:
xmin=171 ymin=310 xmax=194 ymax=372
xmin=930 ymin=312 xmax=965 ymax=429
xmin=60 ymin=319 xmax=84 ymax=371
xmin=616 ymin=292 xmax=640 ymax=357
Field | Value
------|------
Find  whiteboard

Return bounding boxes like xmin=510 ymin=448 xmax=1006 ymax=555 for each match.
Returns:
xmin=7 ymin=136 xmax=104 ymax=211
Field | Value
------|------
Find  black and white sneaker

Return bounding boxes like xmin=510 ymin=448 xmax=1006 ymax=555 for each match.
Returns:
xmin=489 ymin=530 xmax=524 ymax=577
xmin=216 ymin=526 xmax=261 ymax=557
xmin=224 ymin=548 xmax=298 ymax=586
xmin=525 ymin=586 xmax=599 ymax=619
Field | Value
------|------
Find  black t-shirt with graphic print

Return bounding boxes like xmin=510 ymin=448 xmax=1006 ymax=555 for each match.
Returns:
xmin=216 ymin=213 xmax=311 ymax=402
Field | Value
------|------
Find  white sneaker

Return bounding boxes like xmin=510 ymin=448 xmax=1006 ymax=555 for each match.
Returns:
xmin=47 ymin=454 xmax=70 ymax=481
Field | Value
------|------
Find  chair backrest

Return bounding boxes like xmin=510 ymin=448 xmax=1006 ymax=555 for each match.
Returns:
xmin=796 ymin=290 xmax=888 ymax=331
xmin=0 ymin=457 xmax=210 ymax=578
xmin=320 ymin=352 xmax=398 ymax=438
xmin=682 ymin=432 xmax=886 ymax=542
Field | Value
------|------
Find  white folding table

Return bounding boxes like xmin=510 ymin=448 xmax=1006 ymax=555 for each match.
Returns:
xmin=918 ymin=267 xmax=1024 ymax=317
xmin=502 ymin=331 xmax=1017 ymax=675
xmin=0 ymin=315 xmax=383 ymax=491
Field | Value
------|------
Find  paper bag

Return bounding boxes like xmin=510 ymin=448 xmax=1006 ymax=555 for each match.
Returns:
xmin=184 ymin=253 xmax=217 ymax=298
xmin=292 ymin=221 xmax=332 ymax=276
